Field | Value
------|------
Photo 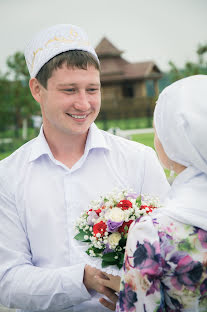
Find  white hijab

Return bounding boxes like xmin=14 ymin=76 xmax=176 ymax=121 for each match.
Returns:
xmin=154 ymin=75 xmax=207 ymax=230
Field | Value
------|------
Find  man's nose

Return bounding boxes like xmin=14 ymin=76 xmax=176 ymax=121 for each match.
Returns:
xmin=74 ymin=91 xmax=90 ymax=111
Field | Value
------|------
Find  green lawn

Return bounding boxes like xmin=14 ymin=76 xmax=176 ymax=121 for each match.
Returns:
xmin=131 ymin=133 xmax=155 ymax=149
xmin=132 ymin=133 xmax=170 ymax=178
xmin=0 ymin=152 xmax=11 ymax=160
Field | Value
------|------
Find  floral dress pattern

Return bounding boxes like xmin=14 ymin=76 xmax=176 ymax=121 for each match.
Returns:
xmin=116 ymin=212 xmax=207 ymax=311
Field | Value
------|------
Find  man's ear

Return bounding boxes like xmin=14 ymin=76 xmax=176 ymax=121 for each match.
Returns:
xmin=29 ymin=78 xmax=43 ymax=104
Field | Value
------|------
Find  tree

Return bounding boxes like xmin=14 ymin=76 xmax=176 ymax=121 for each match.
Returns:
xmin=0 ymin=52 xmax=39 ymax=137
xmin=169 ymin=43 xmax=207 ymax=82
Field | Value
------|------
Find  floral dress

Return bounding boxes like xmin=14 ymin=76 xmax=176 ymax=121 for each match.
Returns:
xmin=116 ymin=212 xmax=207 ymax=311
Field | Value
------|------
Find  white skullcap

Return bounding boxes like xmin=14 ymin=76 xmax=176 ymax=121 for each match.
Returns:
xmin=24 ymin=24 xmax=99 ymax=78
xmin=154 ymin=75 xmax=207 ymax=174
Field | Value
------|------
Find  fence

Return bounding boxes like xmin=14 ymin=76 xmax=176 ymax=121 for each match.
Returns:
xmin=96 ymin=96 xmax=156 ymax=130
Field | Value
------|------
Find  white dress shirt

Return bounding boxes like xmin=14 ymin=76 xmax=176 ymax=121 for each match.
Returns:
xmin=0 ymin=123 xmax=169 ymax=312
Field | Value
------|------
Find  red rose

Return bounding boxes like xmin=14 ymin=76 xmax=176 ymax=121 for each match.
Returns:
xmin=118 ymin=220 xmax=133 ymax=234
xmin=95 ymin=208 xmax=102 ymax=216
xmin=117 ymin=200 xmax=133 ymax=210
xmin=93 ymin=221 xmax=107 ymax=237
xmin=87 ymin=209 xmax=93 ymax=215
xmin=140 ymin=205 xmax=154 ymax=214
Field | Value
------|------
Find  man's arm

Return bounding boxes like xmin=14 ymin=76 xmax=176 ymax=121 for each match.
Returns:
xmin=0 ymin=183 xmax=91 ymax=311
xmin=0 ymin=181 xmax=119 ymax=311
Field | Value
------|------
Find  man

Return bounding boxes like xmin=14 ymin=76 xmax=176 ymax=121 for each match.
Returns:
xmin=0 ymin=24 xmax=169 ymax=312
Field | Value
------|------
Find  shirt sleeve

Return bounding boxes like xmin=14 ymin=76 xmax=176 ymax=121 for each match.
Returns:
xmin=116 ymin=216 xmax=163 ymax=312
xmin=141 ymin=147 xmax=170 ymax=201
xmin=0 ymin=180 xmax=91 ymax=311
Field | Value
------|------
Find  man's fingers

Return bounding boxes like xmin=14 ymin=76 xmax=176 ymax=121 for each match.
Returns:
xmin=99 ymin=297 xmax=117 ymax=311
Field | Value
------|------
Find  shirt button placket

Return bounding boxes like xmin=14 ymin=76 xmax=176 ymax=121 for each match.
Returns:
xmin=64 ymin=172 xmax=73 ymax=263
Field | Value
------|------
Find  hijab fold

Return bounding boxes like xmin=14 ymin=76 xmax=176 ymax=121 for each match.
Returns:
xmin=154 ymin=75 xmax=207 ymax=230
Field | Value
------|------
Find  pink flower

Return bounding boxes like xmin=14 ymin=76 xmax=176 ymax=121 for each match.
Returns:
xmin=171 ymin=255 xmax=203 ymax=291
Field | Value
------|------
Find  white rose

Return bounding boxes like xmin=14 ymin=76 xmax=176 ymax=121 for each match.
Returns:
xmin=108 ymin=232 xmax=121 ymax=248
xmin=108 ymin=207 xmax=125 ymax=222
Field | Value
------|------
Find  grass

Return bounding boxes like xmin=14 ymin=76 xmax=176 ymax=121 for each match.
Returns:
xmin=0 ymin=152 xmax=11 ymax=160
xmin=132 ymin=133 xmax=170 ymax=178
xmin=131 ymin=133 xmax=154 ymax=149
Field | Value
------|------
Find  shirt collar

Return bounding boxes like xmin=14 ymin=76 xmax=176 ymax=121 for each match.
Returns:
xmin=29 ymin=126 xmax=54 ymax=162
xmin=84 ymin=123 xmax=111 ymax=153
xmin=29 ymin=123 xmax=110 ymax=163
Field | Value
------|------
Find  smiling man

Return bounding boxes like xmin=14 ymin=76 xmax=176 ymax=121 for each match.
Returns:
xmin=0 ymin=24 xmax=170 ymax=312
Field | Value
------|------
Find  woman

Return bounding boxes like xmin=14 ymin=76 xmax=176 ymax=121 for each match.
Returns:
xmin=99 ymin=75 xmax=207 ymax=311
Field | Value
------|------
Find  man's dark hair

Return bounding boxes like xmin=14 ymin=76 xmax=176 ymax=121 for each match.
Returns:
xmin=36 ymin=50 xmax=100 ymax=88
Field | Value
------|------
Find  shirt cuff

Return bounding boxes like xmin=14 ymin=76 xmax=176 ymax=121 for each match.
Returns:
xmin=60 ymin=263 xmax=91 ymax=305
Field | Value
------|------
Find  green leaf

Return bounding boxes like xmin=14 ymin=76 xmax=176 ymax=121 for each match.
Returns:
xmin=101 ymin=251 xmax=124 ymax=269
xmin=102 ymin=252 xmax=117 ymax=262
xmin=119 ymin=237 xmax=127 ymax=248
xmin=136 ymin=195 xmax=142 ymax=206
xmin=118 ymin=252 xmax=124 ymax=267
xmin=86 ymin=248 xmax=102 ymax=257
xmin=178 ymin=238 xmax=194 ymax=252
xmin=74 ymin=230 xmax=90 ymax=242
xmin=102 ymin=260 xmax=116 ymax=268
xmin=117 ymin=262 xmax=123 ymax=269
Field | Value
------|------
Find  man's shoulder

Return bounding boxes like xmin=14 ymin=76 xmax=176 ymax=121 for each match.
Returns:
xmin=0 ymin=138 xmax=36 ymax=172
xmin=100 ymin=129 xmax=153 ymax=154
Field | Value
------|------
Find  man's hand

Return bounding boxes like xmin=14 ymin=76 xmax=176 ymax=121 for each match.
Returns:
xmin=83 ymin=265 xmax=118 ymax=310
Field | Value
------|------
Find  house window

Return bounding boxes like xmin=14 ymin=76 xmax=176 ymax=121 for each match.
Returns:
xmin=122 ymin=83 xmax=134 ymax=98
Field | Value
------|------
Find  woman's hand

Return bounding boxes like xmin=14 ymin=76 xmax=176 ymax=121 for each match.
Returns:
xmin=84 ymin=265 xmax=118 ymax=311
xmin=98 ymin=273 xmax=121 ymax=292
xmin=95 ymin=272 xmax=121 ymax=310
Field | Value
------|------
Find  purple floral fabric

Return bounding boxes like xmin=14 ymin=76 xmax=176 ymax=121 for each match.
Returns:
xmin=116 ymin=213 xmax=207 ymax=311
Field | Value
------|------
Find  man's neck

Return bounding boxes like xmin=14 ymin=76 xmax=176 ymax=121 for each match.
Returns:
xmin=42 ymin=125 xmax=89 ymax=169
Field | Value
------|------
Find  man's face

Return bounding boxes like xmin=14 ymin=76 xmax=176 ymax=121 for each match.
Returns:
xmin=39 ymin=64 xmax=101 ymax=138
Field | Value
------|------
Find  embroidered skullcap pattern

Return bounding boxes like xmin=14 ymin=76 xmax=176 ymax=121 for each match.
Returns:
xmin=24 ymin=24 xmax=99 ymax=77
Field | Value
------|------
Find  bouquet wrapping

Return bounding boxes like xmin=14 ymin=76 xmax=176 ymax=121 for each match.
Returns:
xmin=74 ymin=189 xmax=160 ymax=275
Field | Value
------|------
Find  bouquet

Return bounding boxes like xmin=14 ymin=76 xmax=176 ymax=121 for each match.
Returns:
xmin=74 ymin=189 xmax=160 ymax=270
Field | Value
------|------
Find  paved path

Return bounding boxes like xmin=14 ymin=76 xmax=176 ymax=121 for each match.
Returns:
xmin=0 ymin=305 xmax=14 ymax=312
xmin=0 ymin=138 xmax=13 ymax=144
xmin=107 ymin=127 xmax=154 ymax=139
xmin=121 ymin=128 xmax=154 ymax=135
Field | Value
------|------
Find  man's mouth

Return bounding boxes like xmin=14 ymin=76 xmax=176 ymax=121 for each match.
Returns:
xmin=66 ymin=113 xmax=87 ymax=119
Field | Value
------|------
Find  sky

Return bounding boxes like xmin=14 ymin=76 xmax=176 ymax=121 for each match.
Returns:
xmin=1 ymin=0 xmax=207 ymax=74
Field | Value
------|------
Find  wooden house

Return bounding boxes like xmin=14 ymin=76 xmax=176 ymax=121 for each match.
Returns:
xmin=95 ymin=37 xmax=162 ymax=106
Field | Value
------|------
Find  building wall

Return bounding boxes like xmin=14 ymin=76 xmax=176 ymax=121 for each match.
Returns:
xmin=134 ymin=80 xmax=146 ymax=97
xmin=101 ymin=84 xmax=122 ymax=101
xmin=101 ymin=80 xmax=149 ymax=101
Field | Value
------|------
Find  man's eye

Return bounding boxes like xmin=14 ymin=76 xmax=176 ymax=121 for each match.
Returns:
xmin=87 ymin=88 xmax=98 ymax=92
xmin=64 ymin=89 xmax=75 ymax=92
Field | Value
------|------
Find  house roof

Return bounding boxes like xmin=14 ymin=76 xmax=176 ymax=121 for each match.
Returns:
xmin=95 ymin=37 xmax=162 ymax=82
xmin=95 ymin=37 xmax=123 ymax=57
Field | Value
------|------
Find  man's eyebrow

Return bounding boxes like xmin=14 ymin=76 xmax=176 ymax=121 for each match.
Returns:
xmin=57 ymin=83 xmax=75 ymax=87
xmin=57 ymin=83 xmax=101 ymax=87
